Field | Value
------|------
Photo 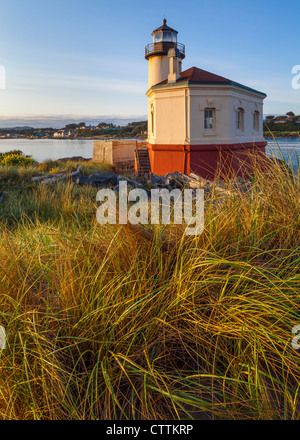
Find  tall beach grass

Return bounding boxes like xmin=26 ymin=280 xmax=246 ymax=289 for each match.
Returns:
xmin=0 ymin=148 xmax=299 ymax=419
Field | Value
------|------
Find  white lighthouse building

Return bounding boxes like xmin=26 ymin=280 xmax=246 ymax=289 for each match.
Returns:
xmin=144 ymin=19 xmax=267 ymax=179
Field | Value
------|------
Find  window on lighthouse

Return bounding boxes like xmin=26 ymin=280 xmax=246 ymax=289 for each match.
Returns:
xmin=204 ymin=108 xmax=215 ymax=130
xmin=253 ymin=111 xmax=260 ymax=131
xmin=151 ymin=105 xmax=155 ymax=135
xmin=236 ymin=108 xmax=245 ymax=131
xmin=154 ymin=32 xmax=163 ymax=43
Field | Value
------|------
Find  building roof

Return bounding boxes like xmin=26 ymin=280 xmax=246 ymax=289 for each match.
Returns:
xmin=153 ymin=66 xmax=266 ymax=97
xmin=151 ymin=19 xmax=178 ymax=36
xmin=177 ymin=66 xmax=232 ymax=83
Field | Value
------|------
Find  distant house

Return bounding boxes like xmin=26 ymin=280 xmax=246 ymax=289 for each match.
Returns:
xmin=53 ymin=129 xmax=75 ymax=138
xmin=53 ymin=130 xmax=64 ymax=138
xmin=274 ymin=116 xmax=288 ymax=123
xmin=53 ymin=130 xmax=69 ymax=138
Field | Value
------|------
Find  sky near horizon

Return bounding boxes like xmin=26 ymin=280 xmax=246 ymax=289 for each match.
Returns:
xmin=0 ymin=0 xmax=299 ymax=127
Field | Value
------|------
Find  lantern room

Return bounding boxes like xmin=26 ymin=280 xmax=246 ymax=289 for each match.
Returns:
xmin=152 ymin=19 xmax=178 ymax=43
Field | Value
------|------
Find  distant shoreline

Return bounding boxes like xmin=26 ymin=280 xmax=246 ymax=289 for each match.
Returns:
xmin=1 ymin=136 xmax=299 ymax=141
xmin=264 ymin=134 xmax=300 ymax=139
xmin=0 ymin=137 xmax=147 ymax=141
xmin=0 ymin=136 xmax=298 ymax=143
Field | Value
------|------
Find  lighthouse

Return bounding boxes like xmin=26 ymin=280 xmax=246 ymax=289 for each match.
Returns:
xmin=144 ymin=20 xmax=267 ymax=179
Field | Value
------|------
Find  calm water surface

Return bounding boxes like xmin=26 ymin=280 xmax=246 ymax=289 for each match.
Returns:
xmin=0 ymin=138 xmax=299 ymax=169
xmin=266 ymin=138 xmax=300 ymax=170
xmin=0 ymin=139 xmax=94 ymax=162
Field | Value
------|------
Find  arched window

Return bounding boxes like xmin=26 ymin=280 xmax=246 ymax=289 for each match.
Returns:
xmin=236 ymin=107 xmax=244 ymax=131
xmin=151 ymin=105 xmax=155 ymax=135
xmin=253 ymin=111 xmax=260 ymax=131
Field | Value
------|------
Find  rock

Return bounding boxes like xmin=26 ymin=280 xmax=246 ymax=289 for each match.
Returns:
xmin=162 ymin=171 xmax=215 ymax=190
xmin=164 ymin=172 xmax=189 ymax=189
xmin=57 ymin=156 xmax=90 ymax=163
xmin=74 ymin=173 xmax=90 ymax=185
xmin=88 ymin=172 xmax=118 ymax=187
xmin=151 ymin=173 xmax=164 ymax=186
xmin=74 ymin=172 xmax=118 ymax=188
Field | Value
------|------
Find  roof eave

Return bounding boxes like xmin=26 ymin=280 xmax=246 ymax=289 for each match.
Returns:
xmin=151 ymin=27 xmax=178 ymax=36
xmin=150 ymin=80 xmax=266 ymax=97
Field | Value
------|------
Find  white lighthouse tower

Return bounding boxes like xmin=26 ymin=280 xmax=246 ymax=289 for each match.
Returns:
xmin=145 ymin=19 xmax=185 ymax=89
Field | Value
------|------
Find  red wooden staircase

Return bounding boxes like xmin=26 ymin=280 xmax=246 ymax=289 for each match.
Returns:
xmin=135 ymin=143 xmax=151 ymax=176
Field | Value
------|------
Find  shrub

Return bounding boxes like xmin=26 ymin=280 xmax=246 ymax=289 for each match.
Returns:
xmin=0 ymin=153 xmax=37 ymax=167
xmin=0 ymin=149 xmax=23 ymax=157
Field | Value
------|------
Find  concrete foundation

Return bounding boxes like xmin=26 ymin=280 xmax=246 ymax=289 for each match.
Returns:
xmin=93 ymin=140 xmax=137 ymax=169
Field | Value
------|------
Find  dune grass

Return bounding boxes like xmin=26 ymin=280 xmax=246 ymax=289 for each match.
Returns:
xmin=0 ymin=149 xmax=299 ymax=420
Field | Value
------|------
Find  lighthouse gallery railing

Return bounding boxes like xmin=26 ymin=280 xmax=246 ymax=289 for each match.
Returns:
xmin=145 ymin=42 xmax=185 ymax=58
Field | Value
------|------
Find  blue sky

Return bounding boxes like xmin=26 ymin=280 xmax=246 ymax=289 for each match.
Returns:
xmin=0 ymin=0 xmax=299 ymax=127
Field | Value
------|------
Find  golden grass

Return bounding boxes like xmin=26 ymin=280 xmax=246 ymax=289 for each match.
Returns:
xmin=0 ymin=148 xmax=299 ymax=420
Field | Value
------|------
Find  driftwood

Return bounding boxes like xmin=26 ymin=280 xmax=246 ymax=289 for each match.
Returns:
xmin=188 ymin=173 xmax=213 ymax=186
xmin=151 ymin=171 xmax=250 ymax=198
xmin=32 ymin=166 xmax=81 ymax=184
xmin=151 ymin=171 xmax=213 ymax=189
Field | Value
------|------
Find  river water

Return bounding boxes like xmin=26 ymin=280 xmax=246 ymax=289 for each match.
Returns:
xmin=0 ymin=138 xmax=299 ymax=170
